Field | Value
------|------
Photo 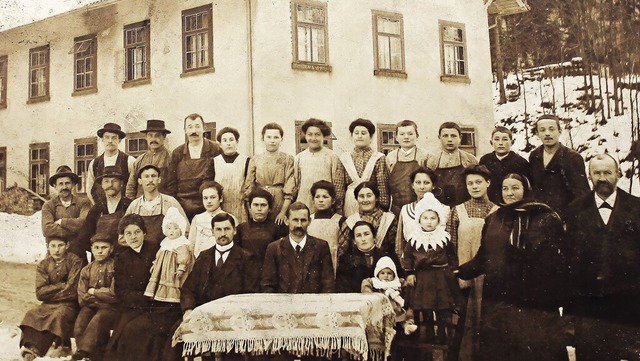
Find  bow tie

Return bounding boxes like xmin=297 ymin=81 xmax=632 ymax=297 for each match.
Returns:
xmin=599 ymin=202 xmax=613 ymax=209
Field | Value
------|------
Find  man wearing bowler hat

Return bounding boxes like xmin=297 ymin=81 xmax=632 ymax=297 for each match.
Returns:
xmin=125 ymin=120 xmax=172 ymax=200
xmin=71 ymin=166 xmax=133 ymax=261
xmin=86 ymin=123 xmax=135 ymax=205
xmin=42 ymin=165 xmax=92 ymax=241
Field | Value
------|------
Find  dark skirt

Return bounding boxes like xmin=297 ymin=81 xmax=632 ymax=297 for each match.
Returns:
xmin=409 ymin=267 xmax=462 ymax=310
xmin=20 ymin=302 xmax=79 ymax=339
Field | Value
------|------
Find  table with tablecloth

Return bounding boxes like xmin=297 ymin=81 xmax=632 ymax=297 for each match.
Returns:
xmin=172 ymin=293 xmax=396 ymax=361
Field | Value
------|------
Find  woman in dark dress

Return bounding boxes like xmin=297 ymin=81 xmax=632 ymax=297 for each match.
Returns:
xmin=456 ymin=173 xmax=570 ymax=361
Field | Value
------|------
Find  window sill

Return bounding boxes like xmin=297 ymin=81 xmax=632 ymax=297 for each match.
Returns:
xmin=26 ymin=95 xmax=50 ymax=104
xmin=374 ymin=69 xmax=407 ymax=79
xmin=291 ymin=62 xmax=332 ymax=72
xmin=440 ymin=75 xmax=471 ymax=84
xmin=180 ymin=67 xmax=215 ymax=78
xmin=72 ymin=88 xmax=98 ymax=97
xmin=122 ymin=78 xmax=151 ymax=89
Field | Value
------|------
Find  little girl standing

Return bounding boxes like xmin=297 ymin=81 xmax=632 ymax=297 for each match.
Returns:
xmin=402 ymin=192 xmax=462 ymax=344
xmin=145 ymin=207 xmax=194 ymax=303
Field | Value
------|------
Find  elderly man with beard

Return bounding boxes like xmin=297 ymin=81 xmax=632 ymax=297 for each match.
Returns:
xmin=566 ymin=154 xmax=640 ymax=361
xmin=126 ymin=120 xmax=172 ymax=199
xmin=42 ymin=165 xmax=92 ymax=241
xmin=126 ymin=165 xmax=188 ymax=246
xmin=70 ymin=166 xmax=133 ymax=261
xmin=261 ymin=202 xmax=334 ymax=294
xmin=166 ymin=113 xmax=221 ymax=221
xmin=529 ymin=114 xmax=590 ymax=216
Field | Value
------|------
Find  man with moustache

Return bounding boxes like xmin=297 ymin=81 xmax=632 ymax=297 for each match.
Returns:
xmin=529 ymin=114 xmax=590 ymax=215
xmin=566 ymin=154 xmax=640 ymax=361
xmin=126 ymin=165 xmax=188 ymax=246
xmin=166 ymin=113 xmax=221 ymax=221
xmin=86 ymin=123 xmax=135 ymax=205
xmin=261 ymin=202 xmax=335 ymax=294
xmin=42 ymin=165 xmax=92 ymax=241
xmin=125 ymin=120 xmax=172 ymax=199
xmin=71 ymin=166 xmax=133 ymax=260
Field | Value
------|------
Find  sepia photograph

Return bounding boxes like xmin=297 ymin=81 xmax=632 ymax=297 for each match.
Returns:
xmin=0 ymin=0 xmax=639 ymax=360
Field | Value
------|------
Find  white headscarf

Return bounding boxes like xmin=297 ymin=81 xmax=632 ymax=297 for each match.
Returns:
xmin=407 ymin=193 xmax=451 ymax=250
xmin=162 ymin=207 xmax=188 ymax=237
xmin=371 ymin=256 xmax=402 ymax=290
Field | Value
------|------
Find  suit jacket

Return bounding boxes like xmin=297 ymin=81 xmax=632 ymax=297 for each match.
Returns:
xmin=529 ymin=143 xmax=590 ymax=215
xmin=181 ymin=244 xmax=259 ymax=312
xmin=261 ymin=235 xmax=335 ymax=293
xmin=479 ymin=151 xmax=530 ymax=204
xmin=566 ymin=189 xmax=640 ymax=325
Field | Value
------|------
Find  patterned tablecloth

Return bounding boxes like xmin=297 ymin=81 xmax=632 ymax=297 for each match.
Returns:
xmin=173 ymin=293 xmax=396 ymax=361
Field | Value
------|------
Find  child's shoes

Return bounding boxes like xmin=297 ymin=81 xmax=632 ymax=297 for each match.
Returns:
xmin=403 ymin=321 xmax=418 ymax=335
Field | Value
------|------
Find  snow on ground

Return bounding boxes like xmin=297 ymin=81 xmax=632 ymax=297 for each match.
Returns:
xmin=0 ymin=212 xmax=46 ymax=264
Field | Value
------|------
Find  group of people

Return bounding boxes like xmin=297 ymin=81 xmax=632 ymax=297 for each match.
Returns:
xmin=18 ymin=113 xmax=640 ymax=361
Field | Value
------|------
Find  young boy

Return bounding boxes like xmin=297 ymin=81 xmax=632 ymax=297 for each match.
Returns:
xmin=19 ymin=236 xmax=83 ymax=361
xmin=242 ymin=123 xmax=295 ymax=225
xmin=294 ymin=118 xmax=345 ymax=214
xmin=72 ymin=228 xmax=118 ymax=361
xmin=479 ymin=126 xmax=529 ymax=204
xmin=188 ymin=181 xmax=237 ymax=258
xmin=307 ymin=180 xmax=345 ymax=273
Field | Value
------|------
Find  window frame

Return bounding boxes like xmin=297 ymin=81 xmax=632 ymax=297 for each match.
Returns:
xmin=125 ymin=132 xmax=148 ymax=158
xmin=29 ymin=142 xmax=50 ymax=196
xmin=203 ymin=122 xmax=217 ymax=141
xmin=376 ymin=123 xmax=399 ymax=155
xmin=123 ymin=20 xmax=151 ymax=88
xmin=294 ymin=120 xmax=334 ymax=153
xmin=181 ymin=4 xmax=214 ymax=77
xmin=0 ymin=146 xmax=6 ymax=191
xmin=459 ymin=125 xmax=477 ymax=155
xmin=371 ymin=10 xmax=406 ymax=79
xmin=291 ymin=0 xmax=331 ymax=72
xmin=439 ymin=20 xmax=470 ymax=84
xmin=72 ymin=34 xmax=98 ymax=95
xmin=74 ymin=137 xmax=97 ymax=194
xmin=27 ymin=45 xmax=50 ymax=103
xmin=0 ymin=55 xmax=7 ymax=109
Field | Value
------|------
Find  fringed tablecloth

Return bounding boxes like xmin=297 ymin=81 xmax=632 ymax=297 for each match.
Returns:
xmin=173 ymin=293 xmax=396 ymax=361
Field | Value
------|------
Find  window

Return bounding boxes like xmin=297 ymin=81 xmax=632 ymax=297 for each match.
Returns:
xmin=0 ymin=147 xmax=6 ymax=190
xmin=291 ymin=1 xmax=331 ymax=72
xmin=29 ymin=143 xmax=49 ymax=195
xmin=377 ymin=123 xmax=399 ymax=155
xmin=28 ymin=45 xmax=50 ymax=103
xmin=73 ymin=34 xmax=97 ymax=95
xmin=294 ymin=120 xmax=334 ymax=153
xmin=0 ymin=55 xmax=7 ymax=109
xmin=124 ymin=20 xmax=150 ymax=86
xmin=181 ymin=4 xmax=214 ymax=76
xmin=74 ymin=137 xmax=97 ymax=193
xmin=440 ymin=20 xmax=469 ymax=83
xmin=372 ymin=11 xmax=405 ymax=78
xmin=460 ymin=126 xmax=477 ymax=155
xmin=126 ymin=132 xmax=148 ymax=157
xmin=203 ymin=122 xmax=217 ymax=141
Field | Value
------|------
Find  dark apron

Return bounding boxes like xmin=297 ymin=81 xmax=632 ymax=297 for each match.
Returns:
xmin=176 ymin=156 xmax=214 ymax=220
xmin=389 ymin=151 xmax=420 ymax=216
xmin=137 ymin=199 xmax=165 ymax=247
xmin=434 ymin=152 xmax=469 ymax=206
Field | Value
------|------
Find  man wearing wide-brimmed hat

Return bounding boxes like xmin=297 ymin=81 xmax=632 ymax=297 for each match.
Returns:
xmin=86 ymin=123 xmax=135 ymax=205
xmin=70 ymin=166 xmax=133 ymax=261
xmin=42 ymin=165 xmax=92 ymax=241
xmin=125 ymin=119 xmax=172 ymax=200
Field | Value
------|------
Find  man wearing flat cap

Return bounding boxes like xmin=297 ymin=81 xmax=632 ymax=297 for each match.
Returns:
xmin=125 ymin=120 xmax=172 ymax=200
xmin=42 ymin=165 xmax=92 ymax=242
xmin=70 ymin=166 xmax=133 ymax=261
xmin=86 ymin=123 xmax=135 ymax=205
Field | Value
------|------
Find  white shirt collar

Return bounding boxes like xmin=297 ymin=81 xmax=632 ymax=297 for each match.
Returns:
xmin=215 ymin=241 xmax=234 ymax=253
xmin=595 ymin=190 xmax=617 ymax=208
xmin=495 ymin=152 xmax=509 ymax=160
xmin=188 ymin=141 xmax=204 ymax=159
xmin=289 ymin=235 xmax=307 ymax=250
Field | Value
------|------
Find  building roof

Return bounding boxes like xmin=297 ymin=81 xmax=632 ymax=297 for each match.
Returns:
xmin=485 ymin=0 xmax=530 ymax=16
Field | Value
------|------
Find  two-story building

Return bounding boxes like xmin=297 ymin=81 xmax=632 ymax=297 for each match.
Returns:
xmin=0 ymin=0 xmax=528 ymax=196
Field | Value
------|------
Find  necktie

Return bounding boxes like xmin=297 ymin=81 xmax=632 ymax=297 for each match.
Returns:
xmin=295 ymin=245 xmax=302 ymax=257
xmin=600 ymin=202 xmax=612 ymax=209
xmin=216 ymin=249 xmax=229 ymax=268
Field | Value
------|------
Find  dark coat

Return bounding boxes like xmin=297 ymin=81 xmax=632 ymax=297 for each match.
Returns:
xmin=529 ymin=144 xmax=590 ymax=216
xmin=565 ymin=189 xmax=640 ymax=325
xmin=180 ymin=245 xmax=259 ymax=312
xmin=479 ymin=151 xmax=530 ymax=204
xmin=335 ymin=246 xmax=402 ymax=293
xmin=261 ymin=235 xmax=335 ymax=293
